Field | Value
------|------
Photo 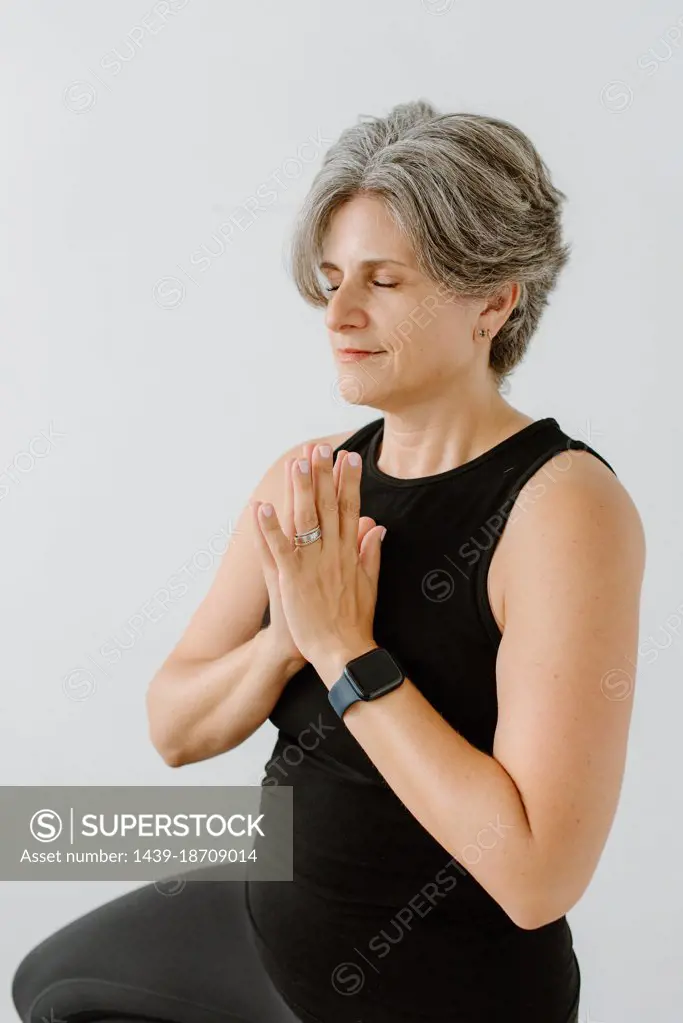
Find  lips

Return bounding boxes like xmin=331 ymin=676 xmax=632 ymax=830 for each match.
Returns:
xmin=338 ymin=348 xmax=383 ymax=355
xmin=336 ymin=348 xmax=385 ymax=363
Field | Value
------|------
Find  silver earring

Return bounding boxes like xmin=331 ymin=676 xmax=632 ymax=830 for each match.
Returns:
xmin=477 ymin=328 xmax=491 ymax=339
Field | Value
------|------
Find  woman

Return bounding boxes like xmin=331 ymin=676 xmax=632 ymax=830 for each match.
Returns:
xmin=12 ymin=100 xmax=645 ymax=1023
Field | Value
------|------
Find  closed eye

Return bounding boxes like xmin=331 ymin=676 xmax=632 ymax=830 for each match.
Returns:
xmin=324 ymin=282 xmax=398 ymax=292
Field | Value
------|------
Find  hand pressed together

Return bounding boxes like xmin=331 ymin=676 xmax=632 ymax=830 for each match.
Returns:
xmin=250 ymin=444 xmax=386 ymax=679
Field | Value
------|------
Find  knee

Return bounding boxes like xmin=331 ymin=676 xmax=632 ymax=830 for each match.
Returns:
xmin=11 ymin=942 xmax=45 ymax=1022
xmin=11 ymin=931 xmax=73 ymax=1023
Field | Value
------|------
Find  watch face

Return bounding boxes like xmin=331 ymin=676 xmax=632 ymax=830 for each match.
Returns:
xmin=346 ymin=648 xmax=403 ymax=699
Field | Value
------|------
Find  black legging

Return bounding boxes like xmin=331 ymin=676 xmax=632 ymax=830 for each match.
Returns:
xmin=11 ymin=867 xmax=303 ymax=1023
xmin=11 ymin=867 xmax=581 ymax=1023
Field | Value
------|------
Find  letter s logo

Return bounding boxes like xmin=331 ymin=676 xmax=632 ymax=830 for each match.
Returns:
xmin=30 ymin=809 xmax=63 ymax=843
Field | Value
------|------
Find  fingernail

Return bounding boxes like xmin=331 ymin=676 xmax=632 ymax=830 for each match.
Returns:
xmin=298 ymin=458 xmax=310 ymax=474
xmin=348 ymin=452 xmax=361 ymax=467
xmin=380 ymin=527 xmax=387 ymax=541
xmin=261 ymin=503 xmax=273 ymax=516
xmin=318 ymin=444 xmax=331 ymax=458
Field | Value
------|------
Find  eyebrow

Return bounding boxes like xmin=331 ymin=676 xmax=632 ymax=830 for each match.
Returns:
xmin=319 ymin=258 xmax=412 ymax=271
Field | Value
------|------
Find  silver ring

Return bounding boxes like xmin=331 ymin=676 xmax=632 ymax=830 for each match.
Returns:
xmin=293 ymin=524 xmax=322 ymax=547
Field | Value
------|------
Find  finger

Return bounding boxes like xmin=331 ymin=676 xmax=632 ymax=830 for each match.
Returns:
xmin=291 ymin=454 xmax=321 ymax=544
xmin=338 ymin=449 xmax=362 ymax=557
xmin=284 ymin=444 xmax=314 ymax=541
xmin=359 ymin=523 xmax=386 ymax=589
xmin=250 ymin=500 xmax=277 ymax=573
xmin=301 ymin=441 xmax=315 ymax=464
xmin=311 ymin=442 xmax=339 ymax=549
xmin=358 ymin=515 xmax=376 ymax=549
xmin=256 ymin=501 xmax=296 ymax=567
xmin=282 ymin=458 xmax=295 ymax=541
xmin=333 ymin=449 xmax=346 ymax=494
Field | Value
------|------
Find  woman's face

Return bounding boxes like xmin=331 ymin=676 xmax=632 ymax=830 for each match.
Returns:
xmin=320 ymin=193 xmax=489 ymax=409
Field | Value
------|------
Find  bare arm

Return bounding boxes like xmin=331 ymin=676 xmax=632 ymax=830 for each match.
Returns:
xmin=146 ymin=428 xmax=355 ymax=767
xmin=147 ymin=629 xmax=304 ymax=767
xmin=310 ymin=449 xmax=646 ymax=929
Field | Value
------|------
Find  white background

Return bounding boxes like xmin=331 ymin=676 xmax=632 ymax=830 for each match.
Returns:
xmin=1 ymin=1 xmax=682 ymax=1020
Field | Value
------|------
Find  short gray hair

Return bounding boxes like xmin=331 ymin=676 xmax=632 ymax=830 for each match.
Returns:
xmin=288 ymin=99 xmax=571 ymax=387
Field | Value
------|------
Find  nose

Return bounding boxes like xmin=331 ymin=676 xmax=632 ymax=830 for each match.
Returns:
xmin=324 ymin=284 xmax=369 ymax=334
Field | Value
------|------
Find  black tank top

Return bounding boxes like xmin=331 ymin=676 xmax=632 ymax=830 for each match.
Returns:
xmin=245 ymin=415 xmax=616 ymax=1023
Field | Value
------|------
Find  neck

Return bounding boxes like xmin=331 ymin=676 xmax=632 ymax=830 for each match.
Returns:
xmin=373 ymin=389 xmax=533 ymax=481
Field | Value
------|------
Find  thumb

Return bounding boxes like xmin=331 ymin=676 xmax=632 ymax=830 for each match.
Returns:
xmin=250 ymin=500 xmax=278 ymax=576
xmin=359 ymin=524 xmax=386 ymax=587
xmin=357 ymin=515 xmax=376 ymax=550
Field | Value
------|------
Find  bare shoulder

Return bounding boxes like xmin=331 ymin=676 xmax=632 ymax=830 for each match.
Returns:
xmin=494 ymin=448 xmax=646 ymax=633
xmin=252 ymin=425 xmax=360 ymax=511
xmin=313 ymin=426 xmax=361 ymax=453
xmin=524 ymin=448 xmax=644 ymax=557
xmin=294 ymin=426 xmax=360 ymax=455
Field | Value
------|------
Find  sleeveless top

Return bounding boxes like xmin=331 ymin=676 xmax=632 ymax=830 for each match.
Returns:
xmin=245 ymin=415 xmax=616 ymax=1023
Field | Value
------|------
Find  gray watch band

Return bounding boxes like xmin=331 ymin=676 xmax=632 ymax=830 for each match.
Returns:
xmin=328 ymin=671 xmax=363 ymax=719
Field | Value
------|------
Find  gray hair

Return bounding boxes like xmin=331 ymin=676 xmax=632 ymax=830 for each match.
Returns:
xmin=288 ymin=99 xmax=571 ymax=387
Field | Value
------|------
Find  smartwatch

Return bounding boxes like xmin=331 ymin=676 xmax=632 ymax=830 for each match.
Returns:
xmin=328 ymin=647 xmax=405 ymax=720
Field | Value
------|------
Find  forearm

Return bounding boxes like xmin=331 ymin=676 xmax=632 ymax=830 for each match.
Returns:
xmin=148 ymin=628 xmax=303 ymax=766
xmin=315 ymin=651 xmax=543 ymax=929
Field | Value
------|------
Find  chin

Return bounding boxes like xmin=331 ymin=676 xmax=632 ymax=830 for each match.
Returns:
xmin=333 ymin=354 xmax=394 ymax=405
xmin=333 ymin=370 xmax=373 ymax=406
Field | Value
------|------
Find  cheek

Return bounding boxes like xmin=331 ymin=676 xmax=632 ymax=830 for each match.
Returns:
xmin=403 ymin=329 xmax=472 ymax=380
xmin=380 ymin=299 xmax=469 ymax=365
xmin=387 ymin=320 xmax=450 ymax=366
xmin=381 ymin=313 xmax=430 ymax=359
